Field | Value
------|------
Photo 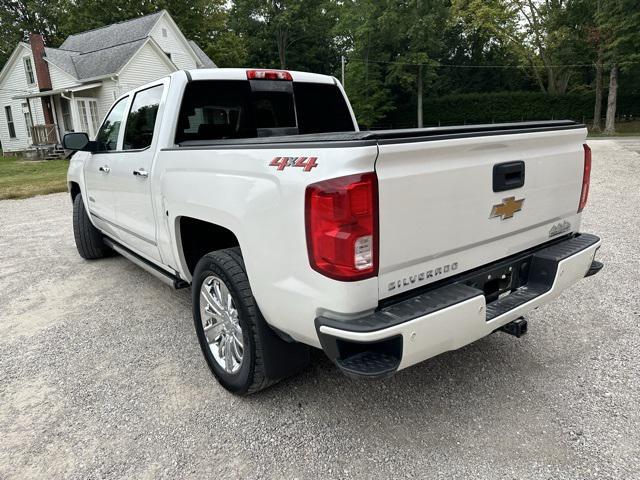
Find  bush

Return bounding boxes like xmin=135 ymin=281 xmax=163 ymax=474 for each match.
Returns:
xmin=420 ymin=91 xmax=640 ymax=125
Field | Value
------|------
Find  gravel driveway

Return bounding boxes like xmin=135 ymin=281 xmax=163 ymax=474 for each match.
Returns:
xmin=1 ymin=140 xmax=638 ymax=479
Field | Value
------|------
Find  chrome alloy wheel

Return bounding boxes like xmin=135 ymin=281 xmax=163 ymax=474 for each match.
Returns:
xmin=199 ymin=275 xmax=244 ymax=374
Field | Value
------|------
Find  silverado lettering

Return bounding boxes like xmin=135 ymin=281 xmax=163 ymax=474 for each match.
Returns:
xmin=388 ymin=262 xmax=460 ymax=292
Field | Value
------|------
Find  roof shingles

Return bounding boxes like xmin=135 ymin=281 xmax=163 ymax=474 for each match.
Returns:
xmin=59 ymin=11 xmax=163 ymax=53
xmin=43 ymin=10 xmax=215 ymax=81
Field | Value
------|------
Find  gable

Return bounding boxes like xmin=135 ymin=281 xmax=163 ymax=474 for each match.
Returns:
xmin=149 ymin=14 xmax=200 ymax=69
xmin=47 ymin=61 xmax=79 ymax=89
xmin=0 ymin=43 xmax=33 ymax=86
xmin=117 ymin=40 xmax=176 ymax=91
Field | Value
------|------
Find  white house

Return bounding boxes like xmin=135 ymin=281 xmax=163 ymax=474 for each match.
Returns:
xmin=0 ymin=10 xmax=216 ymax=155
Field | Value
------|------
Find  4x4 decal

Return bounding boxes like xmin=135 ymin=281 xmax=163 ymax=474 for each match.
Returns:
xmin=269 ymin=156 xmax=318 ymax=172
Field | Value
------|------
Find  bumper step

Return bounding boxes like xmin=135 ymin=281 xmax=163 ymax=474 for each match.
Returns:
xmin=586 ymin=260 xmax=604 ymax=277
xmin=337 ymin=351 xmax=400 ymax=379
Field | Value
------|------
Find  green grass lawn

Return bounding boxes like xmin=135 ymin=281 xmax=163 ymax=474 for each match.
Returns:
xmin=588 ymin=120 xmax=640 ymax=137
xmin=0 ymin=155 xmax=69 ymax=200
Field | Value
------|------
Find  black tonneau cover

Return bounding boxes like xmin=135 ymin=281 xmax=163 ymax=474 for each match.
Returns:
xmin=173 ymin=120 xmax=583 ymax=149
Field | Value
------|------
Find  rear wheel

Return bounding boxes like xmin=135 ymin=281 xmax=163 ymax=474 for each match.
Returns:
xmin=192 ymin=248 xmax=309 ymax=394
xmin=72 ymin=193 xmax=109 ymax=259
xmin=193 ymin=248 xmax=274 ymax=394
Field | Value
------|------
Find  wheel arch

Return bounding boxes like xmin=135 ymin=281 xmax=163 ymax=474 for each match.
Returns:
xmin=69 ymin=181 xmax=81 ymax=202
xmin=175 ymin=215 xmax=242 ymax=279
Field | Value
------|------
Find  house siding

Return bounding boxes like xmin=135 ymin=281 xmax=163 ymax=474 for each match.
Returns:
xmin=149 ymin=16 xmax=198 ymax=70
xmin=94 ymin=79 xmax=121 ymax=122
xmin=118 ymin=42 xmax=175 ymax=94
xmin=48 ymin=62 xmax=78 ymax=89
xmin=0 ymin=45 xmax=46 ymax=152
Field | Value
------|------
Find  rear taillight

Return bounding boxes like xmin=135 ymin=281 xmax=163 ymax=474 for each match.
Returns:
xmin=305 ymin=173 xmax=378 ymax=281
xmin=578 ymin=143 xmax=592 ymax=213
xmin=246 ymin=69 xmax=293 ymax=81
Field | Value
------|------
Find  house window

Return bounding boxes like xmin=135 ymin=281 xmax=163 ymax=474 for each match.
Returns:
xmin=5 ymin=106 xmax=16 ymax=138
xmin=22 ymin=103 xmax=33 ymax=138
xmin=162 ymin=28 xmax=167 ymax=37
xmin=60 ymin=98 xmax=73 ymax=131
xmin=89 ymin=101 xmax=99 ymax=133
xmin=78 ymin=101 xmax=89 ymax=133
xmin=24 ymin=58 xmax=35 ymax=84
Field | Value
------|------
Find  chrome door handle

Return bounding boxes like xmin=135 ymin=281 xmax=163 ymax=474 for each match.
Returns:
xmin=98 ymin=165 xmax=110 ymax=173
xmin=133 ymin=169 xmax=148 ymax=178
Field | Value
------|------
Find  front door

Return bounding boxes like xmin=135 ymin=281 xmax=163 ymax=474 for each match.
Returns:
xmin=76 ymin=98 xmax=100 ymax=138
xmin=83 ymin=95 xmax=129 ymax=239
xmin=106 ymin=83 xmax=165 ymax=262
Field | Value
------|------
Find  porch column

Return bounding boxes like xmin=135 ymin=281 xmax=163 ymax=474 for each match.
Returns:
xmin=26 ymin=98 xmax=35 ymax=146
xmin=49 ymin=95 xmax=61 ymax=143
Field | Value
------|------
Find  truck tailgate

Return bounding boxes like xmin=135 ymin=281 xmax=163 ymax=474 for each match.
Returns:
xmin=375 ymin=126 xmax=588 ymax=299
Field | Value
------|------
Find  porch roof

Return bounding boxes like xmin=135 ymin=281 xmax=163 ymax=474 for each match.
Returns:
xmin=12 ymin=82 xmax=102 ymax=100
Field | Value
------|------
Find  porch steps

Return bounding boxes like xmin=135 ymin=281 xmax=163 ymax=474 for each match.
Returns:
xmin=43 ymin=146 xmax=71 ymax=160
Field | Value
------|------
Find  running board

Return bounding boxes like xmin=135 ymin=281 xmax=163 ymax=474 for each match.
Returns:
xmin=103 ymin=238 xmax=189 ymax=289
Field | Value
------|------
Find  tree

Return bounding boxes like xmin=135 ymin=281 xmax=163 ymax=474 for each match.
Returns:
xmin=452 ymin=0 xmax=591 ymax=95
xmin=335 ymin=0 xmax=398 ymax=128
xmin=385 ymin=0 xmax=448 ymax=127
xmin=595 ymin=0 xmax=640 ymax=134
xmin=231 ymin=0 xmax=339 ymax=72
xmin=0 ymin=0 xmax=66 ymax=65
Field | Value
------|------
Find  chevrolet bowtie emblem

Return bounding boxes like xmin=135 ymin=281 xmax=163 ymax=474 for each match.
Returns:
xmin=490 ymin=196 xmax=524 ymax=220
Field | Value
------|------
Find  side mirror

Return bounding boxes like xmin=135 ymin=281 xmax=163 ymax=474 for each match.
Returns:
xmin=63 ymin=132 xmax=97 ymax=152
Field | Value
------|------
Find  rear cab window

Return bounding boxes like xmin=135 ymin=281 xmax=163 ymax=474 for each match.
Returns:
xmin=175 ymin=78 xmax=354 ymax=144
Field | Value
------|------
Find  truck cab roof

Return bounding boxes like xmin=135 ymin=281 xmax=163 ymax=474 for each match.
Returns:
xmin=179 ymin=68 xmax=338 ymax=85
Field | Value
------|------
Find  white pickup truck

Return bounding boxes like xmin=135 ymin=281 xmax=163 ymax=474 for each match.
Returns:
xmin=65 ymin=68 xmax=602 ymax=394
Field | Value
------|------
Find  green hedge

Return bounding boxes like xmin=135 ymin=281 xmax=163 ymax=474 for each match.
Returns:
xmin=421 ymin=91 xmax=640 ymax=125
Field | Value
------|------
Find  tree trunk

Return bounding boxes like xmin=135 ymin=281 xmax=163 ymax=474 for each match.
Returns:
xmin=592 ymin=51 xmax=603 ymax=132
xmin=417 ymin=64 xmax=423 ymax=128
xmin=604 ymin=63 xmax=618 ymax=135
xmin=276 ymin=29 xmax=287 ymax=69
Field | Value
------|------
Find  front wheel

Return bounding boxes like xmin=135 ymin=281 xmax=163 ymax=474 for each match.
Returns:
xmin=192 ymin=248 xmax=309 ymax=395
xmin=72 ymin=193 xmax=109 ymax=259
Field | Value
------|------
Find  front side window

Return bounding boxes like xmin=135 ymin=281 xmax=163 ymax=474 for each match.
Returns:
xmin=24 ymin=58 xmax=35 ymax=84
xmin=5 ymin=106 xmax=16 ymax=138
xmin=123 ymin=85 xmax=163 ymax=150
xmin=95 ymin=96 xmax=128 ymax=151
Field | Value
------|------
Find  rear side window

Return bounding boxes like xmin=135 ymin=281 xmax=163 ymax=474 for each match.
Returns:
xmin=293 ymin=83 xmax=354 ymax=134
xmin=175 ymin=80 xmax=354 ymax=144
xmin=123 ymin=84 xmax=163 ymax=150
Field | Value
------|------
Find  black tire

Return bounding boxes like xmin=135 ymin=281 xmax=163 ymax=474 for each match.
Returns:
xmin=192 ymin=248 xmax=309 ymax=395
xmin=72 ymin=193 xmax=109 ymax=259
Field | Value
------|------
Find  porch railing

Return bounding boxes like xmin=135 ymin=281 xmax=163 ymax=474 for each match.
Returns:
xmin=31 ymin=124 xmax=57 ymax=146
